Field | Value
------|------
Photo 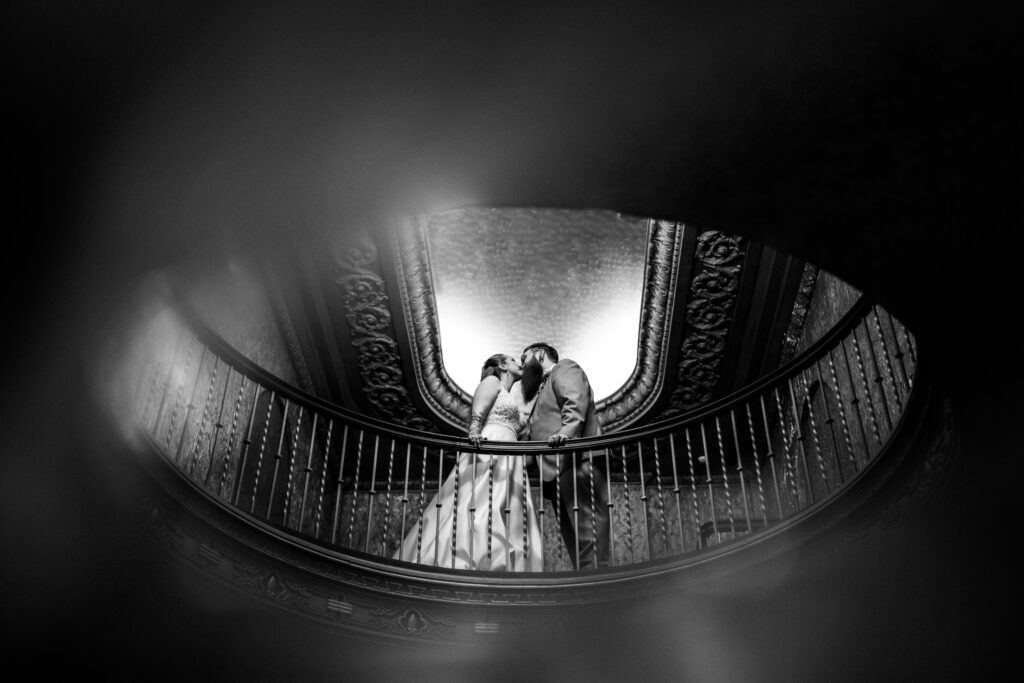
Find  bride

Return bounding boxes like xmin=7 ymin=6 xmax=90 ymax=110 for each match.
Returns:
xmin=395 ymin=353 xmax=544 ymax=571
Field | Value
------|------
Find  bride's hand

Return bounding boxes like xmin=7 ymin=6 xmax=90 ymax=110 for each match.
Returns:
xmin=469 ymin=434 xmax=485 ymax=448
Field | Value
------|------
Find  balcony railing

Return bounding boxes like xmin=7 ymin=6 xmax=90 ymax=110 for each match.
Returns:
xmin=125 ymin=294 xmax=916 ymax=573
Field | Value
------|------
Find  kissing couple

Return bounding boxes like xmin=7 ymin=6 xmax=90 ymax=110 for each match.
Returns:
xmin=395 ymin=343 xmax=611 ymax=571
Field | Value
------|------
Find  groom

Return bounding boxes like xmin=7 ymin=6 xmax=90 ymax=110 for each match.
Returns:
xmin=518 ymin=342 xmax=610 ymax=569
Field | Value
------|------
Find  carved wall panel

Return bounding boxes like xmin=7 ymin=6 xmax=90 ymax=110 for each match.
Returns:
xmin=334 ymin=238 xmax=438 ymax=432
xmin=659 ymin=231 xmax=746 ymax=418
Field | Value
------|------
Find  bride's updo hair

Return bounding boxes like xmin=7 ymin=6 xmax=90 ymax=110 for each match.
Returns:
xmin=480 ymin=353 xmax=508 ymax=381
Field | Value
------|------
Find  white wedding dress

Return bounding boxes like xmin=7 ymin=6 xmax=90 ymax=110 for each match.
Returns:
xmin=395 ymin=386 xmax=543 ymax=571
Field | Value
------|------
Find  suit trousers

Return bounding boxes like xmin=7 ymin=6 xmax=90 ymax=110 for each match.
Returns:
xmin=542 ymin=457 xmax=611 ymax=569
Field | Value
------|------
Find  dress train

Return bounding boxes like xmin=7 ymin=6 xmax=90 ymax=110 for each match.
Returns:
xmin=395 ymin=422 xmax=543 ymax=571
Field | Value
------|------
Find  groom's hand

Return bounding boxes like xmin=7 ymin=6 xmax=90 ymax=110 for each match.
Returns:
xmin=546 ymin=433 xmax=568 ymax=448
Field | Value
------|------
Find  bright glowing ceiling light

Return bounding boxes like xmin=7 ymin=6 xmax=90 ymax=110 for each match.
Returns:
xmin=426 ymin=207 xmax=648 ymax=400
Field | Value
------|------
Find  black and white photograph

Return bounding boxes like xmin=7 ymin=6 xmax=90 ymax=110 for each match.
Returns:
xmin=5 ymin=1 xmax=1016 ymax=680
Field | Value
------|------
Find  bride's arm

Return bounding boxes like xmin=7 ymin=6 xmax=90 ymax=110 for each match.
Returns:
xmin=468 ymin=376 xmax=501 ymax=446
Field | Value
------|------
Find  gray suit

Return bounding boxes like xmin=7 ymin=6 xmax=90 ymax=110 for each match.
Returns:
xmin=527 ymin=359 xmax=611 ymax=568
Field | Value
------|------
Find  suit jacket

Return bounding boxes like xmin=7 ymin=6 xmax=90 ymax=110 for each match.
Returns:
xmin=526 ymin=359 xmax=603 ymax=479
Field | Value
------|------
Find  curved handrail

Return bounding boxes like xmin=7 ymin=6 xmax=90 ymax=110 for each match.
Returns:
xmin=127 ymin=291 xmax=918 ymax=573
xmin=595 ymin=295 xmax=877 ymax=441
xmin=177 ymin=293 xmax=876 ymax=453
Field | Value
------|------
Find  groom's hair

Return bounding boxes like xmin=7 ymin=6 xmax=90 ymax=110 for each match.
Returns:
xmin=523 ymin=342 xmax=558 ymax=362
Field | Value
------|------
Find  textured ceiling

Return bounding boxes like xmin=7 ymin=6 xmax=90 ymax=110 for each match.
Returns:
xmin=424 ymin=207 xmax=650 ymax=398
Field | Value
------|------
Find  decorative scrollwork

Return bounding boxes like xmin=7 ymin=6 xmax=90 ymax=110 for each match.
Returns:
xmin=660 ymin=230 xmax=745 ymax=418
xmin=680 ymin=332 xmax=727 ymax=359
xmin=366 ymin=605 xmax=457 ymax=638
xmin=335 ymin=238 xmax=438 ymax=431
xmin=697 ymin=231 xmax=744 ymax=265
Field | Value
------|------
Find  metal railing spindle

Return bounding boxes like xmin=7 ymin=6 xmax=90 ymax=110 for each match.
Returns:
xmin=415 ymin=445 xmax=428 ymax=563
xmin=773 ymin=387 xmax=800 ymax=510
xmin=281 ymin=406 xmax=305 ymax=526
xmin=587 ymin=450 xmax=600 ymax=568
xmin=799 ymin=372 xmax=831 ymax=496
xmin=668 ymin=435 xmax=685 ymax=553
xmin=714 ymin=417 xmax=735 ymax=541
xmin=248 ymin=390 xmax=276 ymax=513
xmin=468 ymin=450 xmax=478 ymax=569
xmin=885 ymin=308 xmax=913 ymax=390
xmin=230 ymin=384 xmax=262 ymax=504
xmin=605 ymin=448 xmax=615 ymax=566
xmin=381 ymin=438 xmax=396 ymax=557
xmin=363 ymin=435 xmax=380 ymax=554
xmin=758 ymin=395 xmax=785 ymax=519
xmin=346 ymin=430 xmax=364 ymax=549
xmin=861 ymin=320 xmax=894 ymax=432
xmin=699 ymin=422 xmax=720 ymax=544
xmin=200 ymin=363 xmax=233 ymax=486
xmin=636 ymin=442 xmax=652 ymax=560
xmin=785 ymin=379 xmax=815 ymax=507
xmin=266 ymin=401 xmax=296 ymax=522
xmin=186 ymin=355 xmax=219 ymax=474
xmin=813 ymin=360 xmax=846 ymax=486
xmin=313 ymin=419 xmax=335 ymax=539
xmin=848 ymin=331 xmax=884 ymax=449
xmin=173 ymin=347 xmax=207 ymax=465
xmin=297 ymin=412 xmax=319 ymax=534
xmin=570 ymin=451 xmax=581 ymax=568
xmin=872 ymin=306 xmax=905 ymax=414
xmin=213 ymin=372 xmax=247 ymax=496
xmin=729 ymin=410 xmax=752 ymax=534
xmin=651 ymin=439 xmax=670 ymax=557
xmin=450 ymin=448 xmax=461 ymax=569
xmin=619 ymin=444 xmax=635 ymax=563
xmin=398 ymin=442 xmax=412 ymax=554
xmin=836 ymin=342 xmax=871 ymax=469
xmin=433 ymin=447 xmax=443 ymax=567
xmin=486 ymin=453 xmax=494 ymax=567
xmin=745 ymin=402 xmax=769 ymax=526
xmin=329 ymin=424 xmax=349 ymax=545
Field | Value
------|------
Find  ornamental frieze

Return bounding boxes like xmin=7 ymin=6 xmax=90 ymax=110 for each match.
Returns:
xmin=659 ymin=231 xmax=745 ymax=418
xmin=366 ymin=606 xmax=458 ymax=638
xmin=335 ymin=238 xmax=438 ymax=432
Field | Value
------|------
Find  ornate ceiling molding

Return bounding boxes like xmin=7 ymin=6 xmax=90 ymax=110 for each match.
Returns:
xmin=333 ymin=238 xmax=438 ymax=432
xmin=391 ymin=214 xmax=686 ymax=432
xmin=659 ymin=231 xmax=746 ymax=418
xmin=598 ymin=219 xmax=685 ymax=431
xmin=392 ymin=216 xmax=472 ymax=431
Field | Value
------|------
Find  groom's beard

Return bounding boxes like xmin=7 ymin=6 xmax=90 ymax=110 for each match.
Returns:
xmin=519 ymin=358 xmax=546 ymax=402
